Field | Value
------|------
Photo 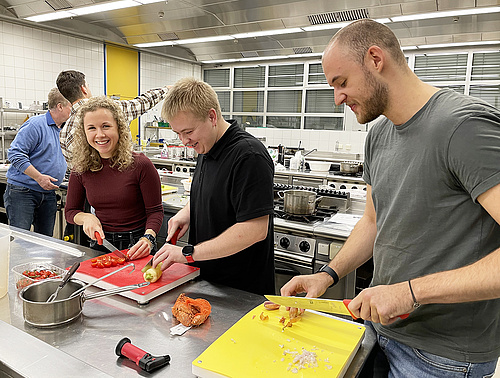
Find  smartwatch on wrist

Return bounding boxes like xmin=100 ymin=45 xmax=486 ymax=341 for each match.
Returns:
xmin=141 ymin=234 xmax=157 ymax=250
xmin=318 ymin=264 xmax=339 ymax=287
xmin=182 ymin=244 xmax=195 ymax=263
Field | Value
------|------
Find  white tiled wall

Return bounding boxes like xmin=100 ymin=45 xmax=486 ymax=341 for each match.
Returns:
xmin=138 ymin=52 xmax=202 ymax=141
xmin=0 ymin=21 xmax=104 ymax=106
xmin=0 ymin=19 xmax=202 ymax=144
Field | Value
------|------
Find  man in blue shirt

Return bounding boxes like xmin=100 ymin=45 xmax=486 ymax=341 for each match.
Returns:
xmin=4 ymin=88 xmax=71 ymax=236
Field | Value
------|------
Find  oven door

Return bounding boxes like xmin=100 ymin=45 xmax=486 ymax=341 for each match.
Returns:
xmin=274 ymin=250 xmax=314 ymax=295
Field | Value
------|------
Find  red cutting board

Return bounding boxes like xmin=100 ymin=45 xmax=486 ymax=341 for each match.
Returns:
xmin=72 ymin=253 xmax=200 ymax=304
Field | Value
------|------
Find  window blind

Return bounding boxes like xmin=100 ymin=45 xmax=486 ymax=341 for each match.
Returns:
xmin=204 ymin=69 xmax=230 ymax=87
xmin=234 ymin=67 xmax=265 ymax=88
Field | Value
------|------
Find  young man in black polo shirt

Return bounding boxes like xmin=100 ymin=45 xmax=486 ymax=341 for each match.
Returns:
xmin=153 ymin=77 xmax=275 ymax=295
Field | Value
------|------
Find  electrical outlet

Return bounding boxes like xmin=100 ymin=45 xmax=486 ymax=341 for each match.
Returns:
xmin=338 ymin=143 xmax=343 ymax=149
xmin=345 ymin=144 xmax=351 ymax=150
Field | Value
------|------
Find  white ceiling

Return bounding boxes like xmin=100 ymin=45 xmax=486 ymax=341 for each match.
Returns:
xmin=1 ymin=0 xmax=500 ymax=62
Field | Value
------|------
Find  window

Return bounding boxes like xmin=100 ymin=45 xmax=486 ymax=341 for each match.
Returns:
xmin=268 ymin=64 xmax=304 ymax=87
xmin=469 ymin=85 xmax=500 ymax=108
xmin=267 ymin=90 xmax=302 ymax=113
xmin=204 ymin=69 xmax=229 ymax=87
xmin=216 ymin=91 xmax=230 ymax=113
xmin=233 ymin=91 xmax=264 ymax=112
xmin=232 ymin=115 xmax=263 ymax=128
xmin=304 ymin=117 xmax=343 ymax=130
xmin=305 ymin=89 xmax=343 ymax=113
xmin=308 ymin=63 xmax=327 ymax=84
xmin=266 ymin=116 xmax=301 ymax=129
xmin=472 ymin=52 xmax=500 ymax=81
xmin=414 ymin=53 xmax=468 ymax=82
xmin=234 ymin=67 xmax=265 ymax=88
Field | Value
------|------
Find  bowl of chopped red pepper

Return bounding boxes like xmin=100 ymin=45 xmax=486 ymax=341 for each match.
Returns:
xmin=12 ymin=262 xmax=66 ymax=290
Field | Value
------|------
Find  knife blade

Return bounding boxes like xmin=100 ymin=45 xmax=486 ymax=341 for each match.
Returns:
xmin=264 ymin=295 xmax=409 ymax=320
xmin=94 ymin=232 xmax=129 ymax=260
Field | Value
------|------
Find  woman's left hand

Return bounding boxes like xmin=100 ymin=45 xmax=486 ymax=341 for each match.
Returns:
xmin=127 ymin=238 xmax=152 ymax=260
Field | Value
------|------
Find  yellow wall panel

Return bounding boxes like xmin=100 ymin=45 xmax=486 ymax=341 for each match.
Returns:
xmin=105 ymin=45 xmax=139 ymax=142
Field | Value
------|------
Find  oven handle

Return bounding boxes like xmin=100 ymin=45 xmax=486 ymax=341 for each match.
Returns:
xmin=275 ymin=267 xmax=301 ymax=276
xmin=274 ymin=250 xmax=314 ymax=265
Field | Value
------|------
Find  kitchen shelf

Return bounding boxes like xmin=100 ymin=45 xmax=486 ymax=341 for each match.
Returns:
xmin=0 ymin=98 xmax=43 ymax=163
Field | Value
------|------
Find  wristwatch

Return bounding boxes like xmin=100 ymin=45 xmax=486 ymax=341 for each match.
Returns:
xmin=318 ymin=264 xmax=339 ymax=287
xmin=182 ymin=244 xmax=195 ymax=263
xmin=141 ymin=234 xmax=157 ymax=250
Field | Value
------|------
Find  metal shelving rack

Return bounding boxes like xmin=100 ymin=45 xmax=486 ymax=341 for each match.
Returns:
xmin=0 ymin=98 xmax=42 ymax=163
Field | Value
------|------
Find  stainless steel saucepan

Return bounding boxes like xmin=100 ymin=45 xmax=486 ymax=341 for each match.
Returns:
xmin=19 ymin=278 xmax=149 ymax=327
xmin=278 ymin=189 xmax=323 ymax=215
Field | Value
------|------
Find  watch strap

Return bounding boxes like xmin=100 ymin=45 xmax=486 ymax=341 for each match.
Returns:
xmin=182 ymin=244 xmax=195 ymax=263
xmin=141 ymin=234 xmax=157 ymax=249
xmin=318 ymin=264 xmax=339 ymax=287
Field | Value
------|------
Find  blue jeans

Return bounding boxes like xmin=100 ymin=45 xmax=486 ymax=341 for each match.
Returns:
xmin=366 ymin=321 xmax=497 ymax=378
xmin=3 ymin=184 xmax=57 ymax=237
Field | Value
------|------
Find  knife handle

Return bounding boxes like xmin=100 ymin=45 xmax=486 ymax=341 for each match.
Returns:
xmin=169 ymin=229 xmax=180 ymax=245
xmin=342 ymin=299 xmax=409 ymax=320
xmin=94 ymin=231 xmax=103 ymax=245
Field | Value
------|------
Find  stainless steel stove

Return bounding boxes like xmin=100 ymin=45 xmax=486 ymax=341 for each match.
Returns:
xmin=272 ymin=183 xmax=369 ymax=300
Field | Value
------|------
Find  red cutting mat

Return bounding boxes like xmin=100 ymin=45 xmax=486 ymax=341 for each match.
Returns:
xmin=73 ymin=254 xmax=200 ymax=303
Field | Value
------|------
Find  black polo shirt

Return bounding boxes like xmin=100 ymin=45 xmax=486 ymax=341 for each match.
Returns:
xmin=189 ymin=120 xmax=275 ymax=295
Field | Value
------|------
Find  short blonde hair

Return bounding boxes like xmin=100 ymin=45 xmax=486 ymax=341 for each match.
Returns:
xmin=161 ymin=77 xmax=222 ymax=122
xmin=72 ymin=96 xmax=133 ymax=173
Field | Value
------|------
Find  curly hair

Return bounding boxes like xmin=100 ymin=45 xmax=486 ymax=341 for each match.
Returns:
xmin=72 ymin=96 xmax=134 ymax=173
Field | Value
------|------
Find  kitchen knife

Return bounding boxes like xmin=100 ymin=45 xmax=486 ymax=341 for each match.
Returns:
xmin=142 ymin=228 xmax=181 ymax=272
xmin=265 ymin=295 xmax=409 ymax=320
xmin=94 ymin=231 xmax=129 ymax=261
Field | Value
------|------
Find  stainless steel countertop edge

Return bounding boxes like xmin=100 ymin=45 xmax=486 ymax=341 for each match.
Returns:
xmin=0 ymin=320 xmax=112 ymax=378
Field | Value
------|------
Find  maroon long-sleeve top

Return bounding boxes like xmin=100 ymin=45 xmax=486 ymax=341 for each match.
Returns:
xmin=65 ymin=152 xmax=164 ymax=234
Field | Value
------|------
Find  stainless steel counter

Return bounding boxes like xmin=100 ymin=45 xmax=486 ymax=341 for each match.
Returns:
xmin=0 ymin=224 xmax=375 ymax=377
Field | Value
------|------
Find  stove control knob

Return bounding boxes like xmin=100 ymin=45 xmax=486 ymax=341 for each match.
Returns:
xmin=299 ymin=241 xmax=310 ymax=253
xmin=279 ymin=237 xmax=290 ymax=249
xmin=340 ymin=184 xmax=347 ymax=189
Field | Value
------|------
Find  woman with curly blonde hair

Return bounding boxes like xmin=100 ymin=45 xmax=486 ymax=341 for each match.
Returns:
xmin=65 ymin=96 xmax=163 ymax=259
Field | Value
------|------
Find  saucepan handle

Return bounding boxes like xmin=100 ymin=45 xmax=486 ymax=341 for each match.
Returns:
xmin=84 ymin=282 xmax=150 ymax=301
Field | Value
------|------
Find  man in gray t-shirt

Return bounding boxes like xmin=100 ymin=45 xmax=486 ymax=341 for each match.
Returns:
xmin=281 ymin=19 xmax=500 ymax=375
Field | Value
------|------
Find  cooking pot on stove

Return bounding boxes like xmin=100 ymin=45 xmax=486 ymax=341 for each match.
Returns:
xmin=278 ymin=190 xmax=324 ymax=215
xmin=340 ymin=161 xmax=361 ymax=174
xmin=19 ymin=278 xmax=149 ymax=327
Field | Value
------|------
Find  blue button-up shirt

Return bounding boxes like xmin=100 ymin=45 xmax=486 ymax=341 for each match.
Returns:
xmin=7 ymin=111 xmax=67 ymax=192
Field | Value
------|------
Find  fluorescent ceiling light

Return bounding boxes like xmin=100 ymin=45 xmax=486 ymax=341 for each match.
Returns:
xmin=232 ymin=28 xmax=303 ymax=39
xmin=391 ymin=6 xmax=500 ymax=22
xmin=135 ymin=41 xmax=175 ymax=48
xmin=26 ymin=10 xmax=77 ymax=22
xmin=303 ymin=21 xmax=351 ymax=32
xmin=175 ymin=35 xmax=235 ymax=45
xmin=25 ymin=0 xmax=164 ymax=22
xmin=202 ymin=52 xmax=324 ymax=64
xmin=401 ymin=46 xmax=418 ymax=51
xmin=417 ymin=40 xmax=500 ymax=49
xmin=72 ymin=0 xmax=138 ymax=15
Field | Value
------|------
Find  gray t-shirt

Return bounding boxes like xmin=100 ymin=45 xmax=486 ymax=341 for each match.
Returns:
xmin=363 ymin=89 xmax=500 ymax=362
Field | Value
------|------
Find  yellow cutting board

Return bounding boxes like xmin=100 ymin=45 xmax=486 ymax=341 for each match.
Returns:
xmin=161 ymin=184 xmax=178 ymax=194
xmin=192 ymin=303 xmax=365 ymax=378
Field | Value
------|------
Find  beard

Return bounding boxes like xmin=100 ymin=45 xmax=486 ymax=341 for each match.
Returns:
xmin=355 ymin=67 xmax=389 ymax=124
